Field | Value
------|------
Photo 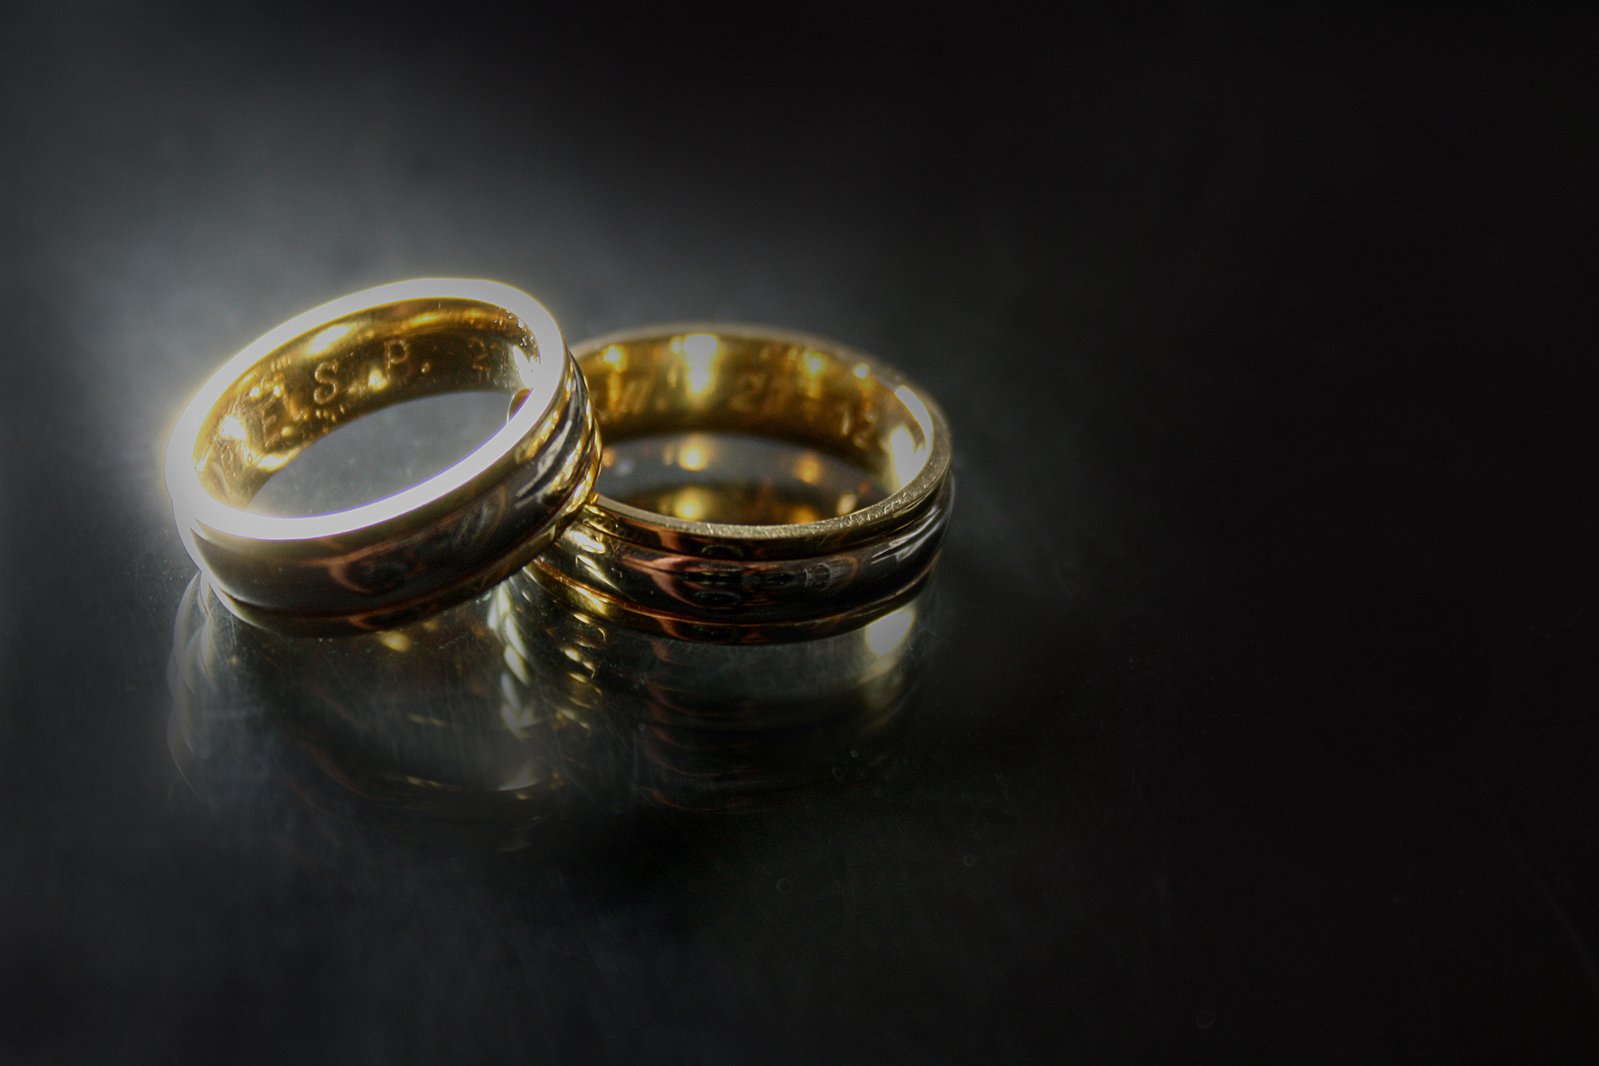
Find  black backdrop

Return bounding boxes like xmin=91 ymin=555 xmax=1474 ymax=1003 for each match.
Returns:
xmin=2 ymin=4 xmax=1594 ymax=1063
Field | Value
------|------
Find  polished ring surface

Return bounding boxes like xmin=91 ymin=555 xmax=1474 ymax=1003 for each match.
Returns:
xmin=165 ymin=279 xmax=601 ymax=634
xmin=530 ymin=325 xmax=952 ymax=642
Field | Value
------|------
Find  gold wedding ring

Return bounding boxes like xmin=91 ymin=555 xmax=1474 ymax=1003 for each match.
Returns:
xmin=530 ymin=325 xmax=953 ymax=642
xmin=165 ymin=279 xmax=601 ymax=634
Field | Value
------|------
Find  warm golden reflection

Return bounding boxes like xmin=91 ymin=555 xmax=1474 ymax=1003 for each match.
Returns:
xmin=168 ymin=568 xmax=937 ymax=843
xmin=672 ymin=332 xmax=720 ymax=399
xmin=303 ymin=321 xmax=356 ymax=357
xmin=675 ymin=437 xmax=711 ymax=471
xmin=581 ymin=327 xmax=939 ymax=492
xmin=531 ymin=324 xmax=953 ymax=644
xmin=164 ymin=280 xmax=599 ymax=635
xmin=599 ymin=433 xmax=885 ymax=527
xmin=512 ymin=575 xmax=928 ymax=812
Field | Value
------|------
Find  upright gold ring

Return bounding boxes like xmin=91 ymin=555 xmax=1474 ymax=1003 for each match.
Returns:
xmin=530 ymin=325 xmax=952 ymax=643
xmin=165 ymin=279 xmax=601 ymax=634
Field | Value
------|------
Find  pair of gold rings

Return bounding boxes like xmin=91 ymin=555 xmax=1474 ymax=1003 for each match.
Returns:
xmin=165 ymin=280 xmax=952 ymax=642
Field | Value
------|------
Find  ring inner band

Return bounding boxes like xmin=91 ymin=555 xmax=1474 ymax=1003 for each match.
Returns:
xmin=604 ymin=435 xmax=889 ymax=525
xmin=582 ymin=332 xmax=933 ymax=504
xmin=196 ymin=299 xmax=540 ymax=508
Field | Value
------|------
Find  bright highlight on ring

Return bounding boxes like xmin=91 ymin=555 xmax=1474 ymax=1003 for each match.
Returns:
xmin=530 ymin=324 xmax=953 ymax=643
xmin=165 ymin=279 xmax=601 ymax=634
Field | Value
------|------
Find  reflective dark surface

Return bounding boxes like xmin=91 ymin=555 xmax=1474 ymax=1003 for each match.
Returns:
xmin=2 ymin=6 xmax=1595 ymax=1063
xmin=169 ymin=568 xmax=930 ymax=838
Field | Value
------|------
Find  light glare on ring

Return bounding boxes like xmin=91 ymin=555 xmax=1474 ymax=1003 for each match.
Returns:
xmin=863 ymin=602 xmax=917 ymax=658
xmin=303 ymin=322 xmax=355 ymax=357
xmin=677 ymin=438 xmax=710 ymax=472
xmin=675 ymin=333 xmax=720 ymax=399
xmin=166 ymin=278 xmax=567 ymax=543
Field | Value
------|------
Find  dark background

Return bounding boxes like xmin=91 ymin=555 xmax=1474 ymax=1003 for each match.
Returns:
xmin=2 ymin=3 xmax=1595 ymax=1062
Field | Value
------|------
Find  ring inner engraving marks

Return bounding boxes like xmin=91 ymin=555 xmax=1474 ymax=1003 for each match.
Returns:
xmin=586 ymin=339 xmax=912 ymax=489
xmin=201 ymin=329 xmax=525 ymax=504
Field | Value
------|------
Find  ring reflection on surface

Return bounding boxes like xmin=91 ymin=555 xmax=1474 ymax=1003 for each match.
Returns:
xmin=511 ymin=572 xmax=932 ymax=812
xmin=168 ymin=571 xmax=936 ymax=844
xmin=168 ymin=570 xmax=620 ymax=849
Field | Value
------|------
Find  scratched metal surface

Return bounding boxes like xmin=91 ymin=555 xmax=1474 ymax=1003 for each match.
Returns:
xmin=1 ymin=6 xmax=1594 ymax=1063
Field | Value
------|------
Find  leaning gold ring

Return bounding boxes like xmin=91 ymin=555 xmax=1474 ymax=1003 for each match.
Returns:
xmin=529 ymin=325 xmax=953 ymax=643
xmin=164 ymin=279 xmax=601 ymax=634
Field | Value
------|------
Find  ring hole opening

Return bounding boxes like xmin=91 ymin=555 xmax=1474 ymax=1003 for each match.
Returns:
xmin=578 ymin=333 xmax=934 ymax=525
xmin=599 ymin=432 xmax=891 ymax=525
xmin=195 ymin=298 xmax=544 ymax=510
xmin=246 ymin=391 xmax=513 ymax=516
